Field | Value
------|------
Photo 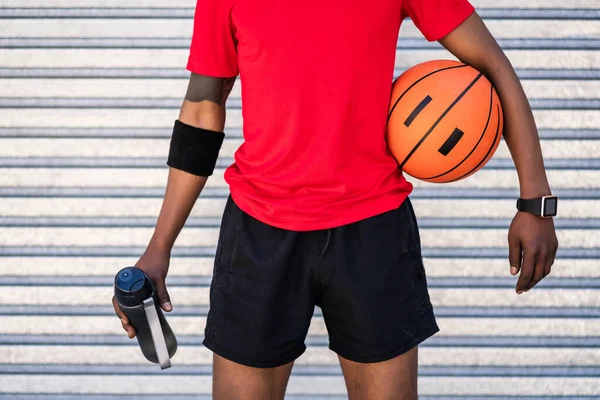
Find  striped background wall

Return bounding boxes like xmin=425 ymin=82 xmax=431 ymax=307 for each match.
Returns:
xmin=0 ymin=0 xmax=599 ymax=398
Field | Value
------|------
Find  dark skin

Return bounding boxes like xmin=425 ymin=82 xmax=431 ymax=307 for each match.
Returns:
xmin=439 ymin=13 xmax=559 ymax=294
xmin=113 ymin=12 xmax=559 ymax=399
xmin=111 ymin=72 xmax=231 ymax=338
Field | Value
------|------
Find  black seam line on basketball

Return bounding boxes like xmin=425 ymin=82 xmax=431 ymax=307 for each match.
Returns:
xmin=437 ymin=128 xmax=464 ymax=156
xmin=404 ymin=95 xmax=433 ymax=127
xmin=386 ymin=64 xmax=468 ymax=124
xmin=420 ymin=84 xmax=494 ymax=180
xmin=398 ymin=73 xmax=484 ymax=169
xmin=450 ymin=103 xmax=502 ymax=182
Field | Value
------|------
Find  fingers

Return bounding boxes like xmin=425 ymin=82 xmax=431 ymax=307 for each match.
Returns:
xmin=545 ymin=247 xmax=556 ymax=278
xmin=508 ymin=236 xmax=522 ymax=276
xmin=153 ymin=278 xmax=172 ymax=312
xmin=526 ymin=252 xmax=546 ymax=292
xmin=516 ymin=249 xmax=536 ymax=294
xmin=112 ymin=295 xmax=136 ymax=339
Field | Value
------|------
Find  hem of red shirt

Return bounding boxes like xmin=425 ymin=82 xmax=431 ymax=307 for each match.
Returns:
xmin=230 ymin=189 xmax=413 ymax=232
xmin=423 ymin=3 xmax=475 ymax=42
xmin=186 ymin=56 xmax=239 ymax=78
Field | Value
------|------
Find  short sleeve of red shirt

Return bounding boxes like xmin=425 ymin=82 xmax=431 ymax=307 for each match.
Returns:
xmin=401 ymin=0 xmax=475 ymax=42
xmin=187 ymin=0 xmax=239 ymax=77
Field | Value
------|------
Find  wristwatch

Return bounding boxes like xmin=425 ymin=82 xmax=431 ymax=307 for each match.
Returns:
xmin=516 ymin=195 xmax=558 ymax=218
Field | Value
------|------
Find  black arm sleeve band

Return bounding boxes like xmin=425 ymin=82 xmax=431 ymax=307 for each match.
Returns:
xmin=166 ymin=119 xmax=225 ymax=177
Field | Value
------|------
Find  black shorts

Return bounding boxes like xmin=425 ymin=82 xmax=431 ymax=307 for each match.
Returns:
xmin=203 ymin=196 xmax=439 ymax=368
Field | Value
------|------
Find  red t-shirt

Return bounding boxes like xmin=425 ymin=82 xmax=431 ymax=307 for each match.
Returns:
xmin=187 ymin=0 xmax=474 ymax=231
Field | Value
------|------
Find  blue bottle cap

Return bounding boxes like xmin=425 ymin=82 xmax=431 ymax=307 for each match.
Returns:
xmin=114 ymin=266 xmax=154 ymax=307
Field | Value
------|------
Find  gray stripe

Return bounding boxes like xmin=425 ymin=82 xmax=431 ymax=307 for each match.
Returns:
xmin=2 ymin=304 xmax=600 ymax=318
xmin=1 ymin=7 xmax=599 ymax=20
xmin=0 ymin=126 xmax=244 ymax=139
xmin=3 ymin=37 xmax=600 ymax=50
xmin=2 ymin=334 xmax=599 ymax=348
xmin=0 ymin=97 xmax=596 ymax=110
xmin=0 ymin=396 xmax=342 ymax=400
xmin=0 ymin=216 xmax=597 ymax=229
xmin=3 ymin=67 xmax=600 ymax=80
xmin=0 ymin=187 xmax=596 ymax=200
xmin=0 ymin=97 xmax=240 ymax=109
xmin=0 ymin=127 xmax=595 ymax=140
xmin=1 ymin=156 xmax=599 ymax=170
xmin=478 ymin=8 xmax=600 ymax=20
xmin=0 ymin=396 xmax=597 ymax=400
xmin=1 ymin=364 xmax=599 ymax=378
xmin=0 ymin=67 xmax=190 ymax=79
xmin=0 ymin=8 xmax=195 ymax=19
xmin=0 ymin=186 xmax=230 ymax=198
xmin=0 ymin=157 xmax=234 ymax=168
xmin=3 ymin=276 xmax=600 ymax=289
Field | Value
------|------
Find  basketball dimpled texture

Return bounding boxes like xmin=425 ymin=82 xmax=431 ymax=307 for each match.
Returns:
xmin=386 ymin=60 xmax=504 ymax=183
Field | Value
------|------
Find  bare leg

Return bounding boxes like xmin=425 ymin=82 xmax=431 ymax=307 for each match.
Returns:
xmin=212 ymin=353 xmax=294 ymax=400
xmin=339 ymin=347 xmax=419 ymax=400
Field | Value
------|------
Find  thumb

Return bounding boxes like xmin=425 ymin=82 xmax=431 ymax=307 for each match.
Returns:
xmin=154 ymin=278 xmax=172 ymax=312
xmin=508 ymin=236 xmax=522 ymax=276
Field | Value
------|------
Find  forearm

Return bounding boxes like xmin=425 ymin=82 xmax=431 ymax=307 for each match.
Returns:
xmin=440 ymin=13 xmax=551 ymax=198
xmin=150 ymin=167 xmax=207 ymax=251
xmin=472 ymin=46 xmax=551 ymax=198
xmin=151 ymin=73 xmax=234 ymax=251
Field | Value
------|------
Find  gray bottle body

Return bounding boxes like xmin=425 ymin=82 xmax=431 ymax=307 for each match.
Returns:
xmin=114 ymin=267 xmax=177 ymax=369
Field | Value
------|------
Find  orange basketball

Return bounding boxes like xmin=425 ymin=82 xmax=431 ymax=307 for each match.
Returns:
xmin=386 ymin=60 xmax=504 ymax=183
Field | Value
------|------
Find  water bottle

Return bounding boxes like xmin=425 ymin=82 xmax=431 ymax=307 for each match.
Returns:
xmin=114 ymin=266 xmax=177 ymax=369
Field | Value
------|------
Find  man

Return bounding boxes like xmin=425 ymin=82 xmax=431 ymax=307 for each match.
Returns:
xmin=113 ymin=0 xmax=559 ymax=398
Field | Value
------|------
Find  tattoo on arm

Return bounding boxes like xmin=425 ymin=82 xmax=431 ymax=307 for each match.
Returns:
xmin=184 ymin=73 xmax=236 ymax=105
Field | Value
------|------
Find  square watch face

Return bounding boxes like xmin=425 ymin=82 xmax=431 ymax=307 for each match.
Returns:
xmin=544 ymin=197 xmax=558 ymax=217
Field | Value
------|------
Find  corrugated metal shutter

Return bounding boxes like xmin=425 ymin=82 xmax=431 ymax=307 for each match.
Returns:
xmin=1 ymin=0 xmax=599 ymax=398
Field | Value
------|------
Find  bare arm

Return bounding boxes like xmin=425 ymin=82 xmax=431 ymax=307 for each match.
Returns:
xmin=439 ymin=13 xmax=550 ymax=198
xmin=150 ymin=73 xmax=236 ymax=252
xmin=113 ymin=73 xmax=236 ymax=337
xmin=438 ymin=12 xmax=558 ymax=293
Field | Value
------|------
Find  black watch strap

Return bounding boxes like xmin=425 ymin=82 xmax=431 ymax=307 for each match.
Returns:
xmin=517 ymin=196 xmax=558 ymax=218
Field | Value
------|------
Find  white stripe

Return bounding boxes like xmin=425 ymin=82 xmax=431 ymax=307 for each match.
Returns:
xmin=1 ymin=375 xmax=599 ymax=396
xmin=0 ymin=168 xmax=597 ymax=189
xmin=1 ymin=345 xmax=600 ymax=367
xmin=0 ymin=197 xmax=596 ymax=219
xmin=3 ymin=0 xmax=599 ymax=8
xmin=0 ymin=19 xmax=194 ymax=38
xmin=1 ymin=375 xmax=600 ymax=396
xmin=412 ymin=169 xmax=600 ymax=189
xmin=412 ymin=199 xmax=598 ymax=219
xmin=0 ymin=138 xmax=241 ymax=158
xmin=1 ymin=138 xmax=599 ymax=160
xmin=0 ymin=197 xmax=226 ymax=217
xmin=402 ymin=20 xmax=600 ymax=39
xmin=0 ymin=109 xmax=243 ymax=128
xmin=2 ymin=49 xmax=600 ymax=69
xmin=0 ymin=167 xmax=227 ymax=187
xmin=0 ymin=257 xmax=597 ymax=278
xmin=3 ymin=79 xmax=600 ymax=101
xmin=395 ymin=50 xmax=600 ymax=70
xmin=0 ymin=257 xmax=215 ymax=277
xmin=1 ymin=287 xmax=597 ymax=308
xmin=472 ymin=0 xmax=600 ymax=8
xmin=0 ymin=0 xmax=195 ymax=6
xmin=3 ymin=19 xmax=600 ymax=39
xmin=0 ymin=78 xmax=243 ymax=100
xmin=425 ymin=258 xmax=600 ymax=278
xmin=1 ymin=316 xmax=597 ymax=337
xmin=0 ymin=109 xmax=596 ymax=129
xmin=0 ymin=226 xmax=593 ymax=248
xmin=4 ymin=0 xmax=599 ymax=8
xmin=0 ymin=227 xmax=219 ymax=246
xmin=0 ymin=287 xmax=208 ymax=306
